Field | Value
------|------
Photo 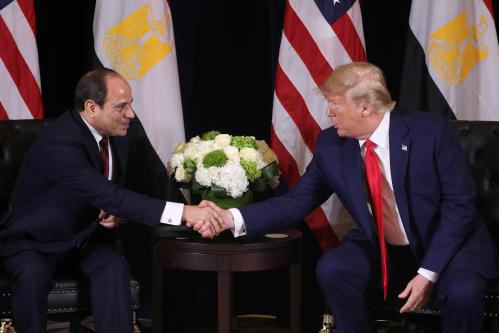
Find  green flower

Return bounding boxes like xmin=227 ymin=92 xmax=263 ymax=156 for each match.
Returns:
xmin=240 ymin=159 xmax=261 ymax=182
xmin=201 ymin=130 xmax=221 ymax=141
xmin=203 ymin=150 xmax=228 ymax=168
xmin=231 ymin=136 xmax=257 ymax=150
xmin=182 ymin=158 xmax=197 ymax=174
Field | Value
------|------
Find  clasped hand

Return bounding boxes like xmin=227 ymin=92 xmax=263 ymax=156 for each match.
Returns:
xmin=184 ymin=201 xmax=234 ymax=238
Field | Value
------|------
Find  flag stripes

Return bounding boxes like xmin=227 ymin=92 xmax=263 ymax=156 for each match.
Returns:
xmin=272 ymin=0 xmax=366 ymax=250
xmin=0 ymin=0 xmax=43 ymax=120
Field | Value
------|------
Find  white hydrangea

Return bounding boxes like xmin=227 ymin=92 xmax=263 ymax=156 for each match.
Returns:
xmin=240 ymin=147 xmax=259 ymax=162
xmin=175 ymin=165 xmax=192 ymax=183
xmin=214 ymin=160 xmax=249 ymax=198
xmin=223 ymin=146 xmax=240 ymax=161
xmin=170 ymin=152 xmax=184 ymax=169
xmin=214 ymin=134 xmax=231 ymax=148
xmin=195 ymin=164 xmax=220 ymax=187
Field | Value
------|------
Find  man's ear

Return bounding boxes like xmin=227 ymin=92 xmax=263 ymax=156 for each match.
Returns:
xmin=361 ymin=103 xmax=374 ymax=117
xmin=84 ymin=99 xmax=97 ymax=118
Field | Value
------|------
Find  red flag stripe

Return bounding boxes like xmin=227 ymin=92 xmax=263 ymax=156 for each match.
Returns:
xmin=16 ymin=0 xmax=36 ymax=34
xmin=306 ymin=208 xmax=340 ymax=250
xmin=275 ymin=64 xmax=321 ymax=153
xmin=483 ymin=0 xmax=494 ymax=18
xmin=332 ymin=14 xmax=367 ymax=62
xmin=0 ymin=16 xmax=43 ymax=119
xmin=270 ymin=126 xmax=301 ymax=187
xmin=283 ymin=1 xmax=333 ymax=86
xmin=0 ymin=101 xmax=8 ymax=120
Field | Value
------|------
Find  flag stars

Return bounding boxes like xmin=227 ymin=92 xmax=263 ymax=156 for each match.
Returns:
xmin=333 ymin=0 xmax=341 ymax=4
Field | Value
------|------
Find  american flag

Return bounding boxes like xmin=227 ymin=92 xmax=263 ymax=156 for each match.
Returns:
xmin=0 ymin=0 xmax=43 ymax=120
xmin=271 ymin=0 xmax=366 ymax=250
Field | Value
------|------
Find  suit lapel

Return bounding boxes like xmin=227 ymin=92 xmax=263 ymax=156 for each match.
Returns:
xmin=389 ymin=110 xmax=419 ymax=252
xmin=341 ymin=138 xmax=377 ymax=241
xmin=70 ymin=110 xmax=106 ymax=173
xmin=110 ymin=136 xmax=128 ymax=184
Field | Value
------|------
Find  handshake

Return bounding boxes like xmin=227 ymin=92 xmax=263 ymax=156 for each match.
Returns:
xmin=181 ymin=201 xmax=235 ymax=238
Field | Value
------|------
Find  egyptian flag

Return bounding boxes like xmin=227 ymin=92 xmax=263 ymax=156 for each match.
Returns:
xmin=399 ymin=0 xmax=499 ymax=121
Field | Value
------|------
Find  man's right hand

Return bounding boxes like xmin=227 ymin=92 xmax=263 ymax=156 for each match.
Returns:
xmin=182 ymin=205 xmax=224 ymax=238
xmin=190 ymin=200 xmax=235 ymax=238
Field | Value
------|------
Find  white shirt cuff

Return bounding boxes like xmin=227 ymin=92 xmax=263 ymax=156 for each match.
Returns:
xmin=160 ymin=202 xmax=184 ymax=225
xmin=229 ymin=208 xmax=246 ymax=237
xmin=417 ymin=267 xmax=439 ymax=283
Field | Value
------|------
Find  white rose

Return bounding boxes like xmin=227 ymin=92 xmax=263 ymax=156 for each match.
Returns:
xmin=190 ymin=136 xmax=201 ymax=143
xmin=223 ymin=146 xmax=240 ymax=161
xmin=240 ymin=147 xmax=259 ymax=162
xmin=214 ymin=134 xmax=232 ymax=148
xmin=170 ymin=153 xmax=184 ymax=169
xmin=175 ymin=165 xmax=192 ymax=183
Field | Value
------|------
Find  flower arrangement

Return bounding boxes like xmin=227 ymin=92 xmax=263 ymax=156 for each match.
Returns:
xmin=167 ymin=131 xmax=280 ymax=208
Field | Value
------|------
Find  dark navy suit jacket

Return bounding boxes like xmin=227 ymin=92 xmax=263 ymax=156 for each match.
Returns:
xmin=240 ymin=108 xmax=497 ymax=279
xmin=0 ymin=110 xmax=165 ymax=256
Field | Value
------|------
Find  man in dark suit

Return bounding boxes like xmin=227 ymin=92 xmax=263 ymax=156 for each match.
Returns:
xmin=0 ymin=68 xmax=222 ymax=333
xmin=193 ymin=62 xmax=497 ymax=332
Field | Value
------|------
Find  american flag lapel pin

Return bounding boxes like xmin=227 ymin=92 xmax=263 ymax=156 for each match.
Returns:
xmin=401 ymin=144 xmax=408 ymax=151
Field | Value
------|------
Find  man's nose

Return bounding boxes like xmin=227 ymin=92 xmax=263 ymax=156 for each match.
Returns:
xmin=126 ymin=107 xmax=135 ymax=119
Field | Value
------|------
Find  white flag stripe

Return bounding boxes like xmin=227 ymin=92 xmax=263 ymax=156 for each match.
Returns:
xmin=347 ymin=1 xmax=366 ymax=50
xmin=272 ymin=95 xmax=314 ymax=174
xmin=324 ymin=194 xmax=357 ymax=239
xmin=278 ymin=35 xmax=330 ymax=130
xmin=289 ymin=0 xmax=352 ymax=70
xmin=0 ymin=1 xmax=40 ymax=88
xmin=409 ymin=0 xmax=499 ymax=121
xmin=94 ymin=0 xmax=185 ymax=164
xmin=0 ymin=58 xmax=33 ymax=119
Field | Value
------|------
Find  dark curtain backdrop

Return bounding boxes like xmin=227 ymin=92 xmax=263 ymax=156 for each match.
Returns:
xmin=31 ymin=0 xmax=499 ymax=330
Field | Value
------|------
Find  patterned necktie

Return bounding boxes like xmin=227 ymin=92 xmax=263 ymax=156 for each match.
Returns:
xmin=99 ymin=136 xmax=109 ymax=179
xmin=364 ymin=139 xmax=389 ymax=300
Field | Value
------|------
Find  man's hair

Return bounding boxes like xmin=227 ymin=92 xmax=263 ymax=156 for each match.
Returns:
xmin=319 ymin=62 xmax=395 ymax=113
xmin=74 ymin=68 xmax=121 ymax=112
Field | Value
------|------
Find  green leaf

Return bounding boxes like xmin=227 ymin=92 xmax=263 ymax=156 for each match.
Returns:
xmin=252 ymin=177 xmax=267 ymax=192
xmin=201 ymin=190 xmax=253 ymax=209
xmin=261 ymin=161 xmax=279 ymax=179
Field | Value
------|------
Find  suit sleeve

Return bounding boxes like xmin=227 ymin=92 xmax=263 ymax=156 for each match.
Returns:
xmin=35 ymin=136 xmax=165 ymax=227
xmin=420 ymin=118 xmax=479 ymax=274
xmin=239 ymin=139 xmax=333 ymax=236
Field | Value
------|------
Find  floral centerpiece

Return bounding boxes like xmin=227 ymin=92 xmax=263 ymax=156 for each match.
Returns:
xmin=167 ymin=131 xmax=280 ymax=209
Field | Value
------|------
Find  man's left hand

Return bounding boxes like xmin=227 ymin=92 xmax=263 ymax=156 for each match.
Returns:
xmin=99 ymin=209 xmax=120 ymax=229
xmin=398 ymin=274 xmax=434 ymax=313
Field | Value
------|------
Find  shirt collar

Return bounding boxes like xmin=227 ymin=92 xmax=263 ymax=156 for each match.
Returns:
xmin=358 ymin=112 xmax=390 ymax=149
xmin=80 ymin=114 xmax=104 ymax=145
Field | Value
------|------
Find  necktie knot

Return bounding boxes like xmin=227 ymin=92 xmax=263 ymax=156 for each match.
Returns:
xmin=365 ymin=138 xmax=375 ymax=151
xmin=99 ymin=136 xmax=109 ymax=152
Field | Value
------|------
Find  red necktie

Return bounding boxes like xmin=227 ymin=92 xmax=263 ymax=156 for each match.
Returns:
xmin=364 ymin=139 xmax=389 ymax=300
xmin=99 ymin=136 xmax=109 ymax=179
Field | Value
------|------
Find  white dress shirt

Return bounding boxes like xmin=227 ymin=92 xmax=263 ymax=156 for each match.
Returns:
xmin=81 ymin=115 xmax=183 ymax=226
xmin=231 ymin=112 xmax=438 ymax=282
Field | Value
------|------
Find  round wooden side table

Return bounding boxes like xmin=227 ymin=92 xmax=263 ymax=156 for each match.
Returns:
xmin=151 ymin=228 xmax=302 ymax=333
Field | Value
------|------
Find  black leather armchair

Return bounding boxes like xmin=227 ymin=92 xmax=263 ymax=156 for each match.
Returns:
xmin=373 ymin=120 xmax=499 ymax=332
xmin=0 ymin=119 xmax=141 ymax=332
